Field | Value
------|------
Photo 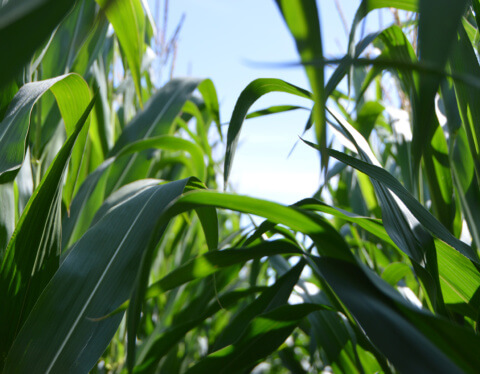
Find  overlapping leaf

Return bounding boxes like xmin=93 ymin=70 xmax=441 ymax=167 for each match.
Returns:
xmin=0 ymin=96 xmax=95 ymax=369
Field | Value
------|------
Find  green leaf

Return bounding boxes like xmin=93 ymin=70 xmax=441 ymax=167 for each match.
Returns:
xmin=0 ymin=0 xmax=76 ymax=89
xmin=62 ymin=158 xmax=114 ymax=250
xmin=116 ymin=135 xmax=206 ymax=181
xmin=297 ymin=197 xmax=480 ymax=318
xmin=0 ymin=183 xmax=15 ymax=258
xmin=71 ymin=12 xmax=109 ymax=77
xmin=326 ymin=30 xmax=381 ymax=97
xmin=185 ymin=303 xmax=321 ymax=374
xmin=134 ymin=288 xmax=266 ymax=373
xmin=107 ymin=78 xmax=203 ymax=192
xmin=422 ymin=122 xmax=456 ymax=232
xmin=356 ymin=24 xmax=456 ymax=232
xmin=126 ymin=181 xmax=216 ymax=373
xmin=51 ymin=75 xmax=92 ymax=209
xmin=164 ymin=190 xmax=354 ymax=262
xmin=224 ymin=78 xmax=312 ymax=187
xmin=0 ymin=74 xmax=91 ymax=186
xmin=358 ymin=25 xmax=418 ymax=105
xmin=349 ymin=0 xmax=418 ymax=56
xmin=275 ymin=0 xmax=326 ymax=170
xmin=0 ymin=95 xmax=95 ymax=368
xmin=435 ymin=239 xmax=480 ymax=318
xmin=413 ymin=0 xmax=469 ymax=171
xmin=246 ymin=105 xmax=307 ymax=120
xmin=96 ymin=0 xmax=145 ymax=106
xmin=449 ymin=25 xmax=480 ymax=186
xmin=3 ymin=178 xmax=192 ymax=373
xmin=313 ymin=257 xmax=480 ymax=373
xmin=382 ymin=262 xmax=412 ymax=286
xmin=304 ymin=112 xmax=470 ymax=312
xmin=212 ymin=259 xmax=305 ymax=351
xmin=40 ymin=0 xmax=98 ymax=78
xmin=198 ymin=79 xmax=222 ymax=140
xmin=145 ymin=241 xmax=303 ymax=299
xmin=440 ymin=78 xmax=480 ymax=247
xmin=63 ymin=132 xmax=207 ymax=250
xmin=452 ymin=127 xmax=480 ymax=247
xmin=0 ymin=80 xmax=18 ymax=120
xmin=326 ymin=147 xmax=476 ymax=263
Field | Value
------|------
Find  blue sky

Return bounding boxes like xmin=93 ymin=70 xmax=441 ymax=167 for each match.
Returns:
xmin=148 ymin=0 xmax=391 ymax=204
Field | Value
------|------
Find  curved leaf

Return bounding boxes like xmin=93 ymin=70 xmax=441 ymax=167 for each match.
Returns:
xmin=0 ymin=74 xmax=91 ymax=187
xmin=4 ymin=178 xmax=192 ymax=373
xmin=106 ymin=78 xmax=203 ymax=192
xmin=224 ymin=78 xmax=312 ymax=186
xmin=116 ymin=135 xmax=206 ymax=181
xmin=145 ymin=240 xmax=303 ymax=299
xmin=0 ymin=95 xmax=95 ymax=368
xmin=313 ymin=257 xmax=480 ymax=374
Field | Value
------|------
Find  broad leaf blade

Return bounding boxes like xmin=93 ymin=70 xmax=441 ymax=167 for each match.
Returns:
xmin=313 ymin=257 xmax=480 ymax=373
xmin=0 ymin=96 xmax=95 ymax=368
xmin=0 ymin=0 xmax=76 ymax=89
xmin=4 ymin=178 xmax=191 ymax=373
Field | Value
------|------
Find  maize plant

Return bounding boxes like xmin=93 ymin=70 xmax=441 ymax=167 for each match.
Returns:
xmin=1 ymin=0 xmax=480 ymax=373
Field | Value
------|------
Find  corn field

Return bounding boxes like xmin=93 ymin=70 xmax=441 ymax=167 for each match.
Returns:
xmin=1 ymin=0 xmax=480 ymax=372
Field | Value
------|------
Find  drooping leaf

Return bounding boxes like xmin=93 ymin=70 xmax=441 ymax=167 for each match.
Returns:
xmin=224 ymin=78 xmax=312 ymax=187
xmin=145 ymin=241 xmax=303 ymax=300
xmin=0 ymin=74 xmax=91 ymax=186
xmin=0 ymin=95 xmax=95 ymax=368
xmin=4 ymin=178 xmax=194 ymax=373
xmin=106 ymin=78 xmax=203 ymax=192
xmin=313 ymin=256 xmax=480 ymax=373
xmin=326 ymin=147 xmax=476 ymax=263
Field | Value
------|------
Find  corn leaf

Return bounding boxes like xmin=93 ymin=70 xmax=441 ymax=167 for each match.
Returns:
xmin=313 ymin=256 xmax=480 ymax=373
xmin=0 ymin=74 xmax=91 ymax=186
xmin=275 ymin=0 xmax=326 ymax=171
xmin=224 ymin=78 xmax=312 ymax=187
xmin=0 ymin=0 xmax=76 ymax=89
xmin=96 ymin=0 xmax=145 ymax=106
xmin=185 ymin=303 xmax=322 ymax=374
xmin=3 ymin=177 xmax=195 ymax=372
xmin=0 ymin=96 xmax=95 ymax=367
